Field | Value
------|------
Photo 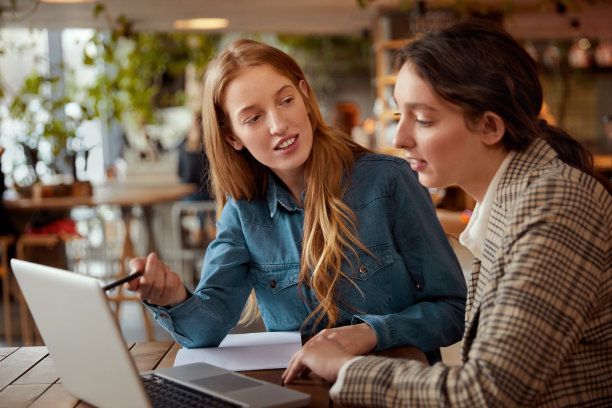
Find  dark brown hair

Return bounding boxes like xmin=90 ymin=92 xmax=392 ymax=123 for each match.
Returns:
xmin=396 ymin=19 xmax=612 ymax=195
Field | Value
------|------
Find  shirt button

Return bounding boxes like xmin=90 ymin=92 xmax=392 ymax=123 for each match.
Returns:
xmin=269 ymin=280 xmax=276 ymax=288
xmin=416 ymin=283 xmax=421 ymax=290
xmin=359 ymin=265 xmax=367 ymax=274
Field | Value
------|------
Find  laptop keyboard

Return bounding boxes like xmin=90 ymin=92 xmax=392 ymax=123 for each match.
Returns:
xmin=142 ymin=374 xmax=243 ymax=408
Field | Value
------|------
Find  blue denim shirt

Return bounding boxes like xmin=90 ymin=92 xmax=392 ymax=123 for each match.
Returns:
xmin=148 ymin=153 xmax=466 ymax=358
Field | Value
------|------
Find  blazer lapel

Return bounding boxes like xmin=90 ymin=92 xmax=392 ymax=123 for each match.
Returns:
xmin=460 ymin=139 xmax=558 ymax=363
xmin=462 ymin=258 xmax=481 ymax=362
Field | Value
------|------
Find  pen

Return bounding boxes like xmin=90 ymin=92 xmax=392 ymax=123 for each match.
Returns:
xmin=102 ymin=271 xmax=144 ymax=291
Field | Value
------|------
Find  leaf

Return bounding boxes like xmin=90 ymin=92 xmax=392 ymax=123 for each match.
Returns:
xmin=93 ymin=3 xmax=105 ymax=18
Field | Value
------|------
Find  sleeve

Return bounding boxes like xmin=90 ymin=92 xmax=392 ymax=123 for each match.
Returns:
xmin=145 ymin=199 xmax=254 ymax=348
xmin=355 ymin=161 xmax=467 ymax=354
xmin=333 ymin=175 xmax=611 ymax=407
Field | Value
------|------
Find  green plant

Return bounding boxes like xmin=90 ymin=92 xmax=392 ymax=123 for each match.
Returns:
xmin=8 ymin=66 xmax=95 ymax=185
xmin=0 ymin=3 xmax=219 ymax=187
xmin=83 ymin=4 xmax=219 ymax=131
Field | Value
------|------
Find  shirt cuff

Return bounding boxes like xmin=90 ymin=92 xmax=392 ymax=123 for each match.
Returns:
xmin=330 ymin=356 xmax=364 ymax=399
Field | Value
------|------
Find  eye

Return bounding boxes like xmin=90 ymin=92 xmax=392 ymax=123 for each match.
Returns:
xmin=245 ymin=114 xmax=261 ymax=125
xmin=416 ymin=118 xmax=432 ymax=127
xmin=280 ymin=96 xmax=294 ymax=105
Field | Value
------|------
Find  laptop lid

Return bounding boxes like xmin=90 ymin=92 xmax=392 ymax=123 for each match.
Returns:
xmin=11 ymin=259 xmax=310 ymax=408
xmin=11 ymin=259 xmax=151 ymax=408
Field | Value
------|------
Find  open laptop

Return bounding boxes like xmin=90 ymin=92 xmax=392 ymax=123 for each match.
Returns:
xmin=11 ymin=259 xmax=310 ymax=408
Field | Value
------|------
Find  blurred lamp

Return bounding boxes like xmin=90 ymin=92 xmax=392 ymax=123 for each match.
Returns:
xmin=37 ymin=0 xmax=97 ymax=3
xmin=595 ymin=39 xmax=612 ymax=68
xmin=173 ymin=18 xmax=229 ymax=30
xmin=568 ymin=37 xmax=593 ymax=69
xmin=542 ymin=44 xmax=561 ymax=69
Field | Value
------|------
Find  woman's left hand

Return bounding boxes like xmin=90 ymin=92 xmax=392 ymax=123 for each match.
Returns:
xmin=282 ymin=323 xmax=376 ymax=384
xmin=309 ymin=323 xmax=378 ymax=355
xmin=282 ymin=333 xmax=356 ymax=384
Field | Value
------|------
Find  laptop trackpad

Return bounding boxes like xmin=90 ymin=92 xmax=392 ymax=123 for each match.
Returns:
xmin=193 ymin=374 xmax=261 ymax=393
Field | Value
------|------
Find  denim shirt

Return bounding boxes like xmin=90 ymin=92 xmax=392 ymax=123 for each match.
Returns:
xmin=147 ymin=153 xmax=466 ymax=359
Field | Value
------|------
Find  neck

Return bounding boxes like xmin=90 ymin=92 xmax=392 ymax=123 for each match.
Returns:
xmin=274 ymin=169 xmax=306 ymax=206
xmin=461 ymin=146 xmax=509 ymax=203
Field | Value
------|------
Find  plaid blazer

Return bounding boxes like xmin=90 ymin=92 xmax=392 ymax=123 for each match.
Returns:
xmin=332 ymin=139 xmax=612 ymax=407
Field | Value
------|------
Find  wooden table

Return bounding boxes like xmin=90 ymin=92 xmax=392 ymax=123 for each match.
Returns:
xmin=3 ymin=180 xmax=196 ymax=254
xmin=0 ymin=341 xmax=427 ymax=407
xmin=3 ymin=181 xmax=196 ymax=344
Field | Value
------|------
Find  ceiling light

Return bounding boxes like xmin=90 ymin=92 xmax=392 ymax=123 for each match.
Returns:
xmin=173 ymin=18 xmax=229 ymax=30
xmin=37 ymin=0 xmax=98 ymax=3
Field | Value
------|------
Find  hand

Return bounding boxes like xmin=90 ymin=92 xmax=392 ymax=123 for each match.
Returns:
xmin=306 ymin=323 xmax=378 ymax=356
xmin=125 ymin=252 xmax=187 ymax=307
xmin=282 ymin=335 xmax=356 ymax=384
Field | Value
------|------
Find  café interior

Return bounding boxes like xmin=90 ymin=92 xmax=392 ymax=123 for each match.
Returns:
xmin=1 ymin=0 xmax=611 ymax=359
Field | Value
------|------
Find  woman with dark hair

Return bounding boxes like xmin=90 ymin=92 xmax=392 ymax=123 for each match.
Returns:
xmin=126 ymin=39 xmax=466 ymax=362
xmin=283 ymin=20 xmax=612 ymax=407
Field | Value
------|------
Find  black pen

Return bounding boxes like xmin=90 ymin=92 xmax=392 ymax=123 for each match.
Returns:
xmin=102 ymin=271 xmax=144 ymax=291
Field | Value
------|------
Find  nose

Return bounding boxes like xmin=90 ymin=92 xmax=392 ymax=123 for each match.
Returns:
xmin=269 ymin=110 xmax=288 ymax=136
xmin=392 ymin=117 xmax=415 ymax=149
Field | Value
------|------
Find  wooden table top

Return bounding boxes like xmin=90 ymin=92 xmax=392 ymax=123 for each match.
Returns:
xmin=3 ymin=181 xmax=197 ymax=212
xmin=0 ymin=341 xmax=427 ymax=407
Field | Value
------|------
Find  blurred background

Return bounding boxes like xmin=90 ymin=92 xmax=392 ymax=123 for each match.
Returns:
xmin=1 ymin=0 xmax=611 ymax=346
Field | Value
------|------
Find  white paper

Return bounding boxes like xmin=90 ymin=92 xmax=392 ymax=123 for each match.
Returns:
xmin=173 ymin=331 xmax=302 ymax=371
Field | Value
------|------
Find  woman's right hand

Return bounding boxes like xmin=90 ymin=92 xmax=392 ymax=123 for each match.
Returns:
xmin=125 ymin=252 xmax=188 ymax=307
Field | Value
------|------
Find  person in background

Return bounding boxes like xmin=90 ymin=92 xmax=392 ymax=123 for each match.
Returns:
xmin=282 ymin=20 xmax=612 ymax=407
xmin=0 ymin=144 xmax=17 ymax=236
xmin=177 ymin=112 xmax=212 ymax=201
xmin=126 ymin=39 xmax=466 ymax=363
xmin=331 ymin=101 xmax=360 ymax=136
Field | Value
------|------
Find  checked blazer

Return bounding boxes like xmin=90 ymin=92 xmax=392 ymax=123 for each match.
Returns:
xmin=331 ymin=138 xmax=612 ymax=407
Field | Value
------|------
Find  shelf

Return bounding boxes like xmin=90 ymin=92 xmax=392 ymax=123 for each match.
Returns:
xmin=377 ymin=75 xmax=397 ymax=86
xmin=375 ymin=38 xmax=413 ymax=51
xmin=378 ymin=110 xmax=398 ymax=122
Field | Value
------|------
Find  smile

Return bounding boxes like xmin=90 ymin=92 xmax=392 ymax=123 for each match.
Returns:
xmin=276 ymin=137 xmax=296 ymax=150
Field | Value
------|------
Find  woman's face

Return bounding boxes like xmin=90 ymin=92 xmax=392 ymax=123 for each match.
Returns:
xmin=223 ymin=64 xmax=313 ymax=185
xmin=392 ymin=63 xmax=490 ymax=192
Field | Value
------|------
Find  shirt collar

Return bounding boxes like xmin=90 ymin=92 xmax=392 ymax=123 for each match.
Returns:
xmin=266 ymin=173 xmax=303 ymax=218
xmin=459 ymin=151 xmax=515 ymax=259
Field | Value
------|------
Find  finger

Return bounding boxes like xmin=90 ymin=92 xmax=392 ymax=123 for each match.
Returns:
xmin=282 ymin=353 xmax=306 ymax=384
xmin=143 ymin=261 xmax=167 ymax=303
xmin=156 ymin=266 xmax=180 ymax=305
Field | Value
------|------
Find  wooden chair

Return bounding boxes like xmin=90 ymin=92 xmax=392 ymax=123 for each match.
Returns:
xmin=105 ymin=213 xmax=154 ymax=341
xmin=0 ymin=234 xmax=16 ymax=345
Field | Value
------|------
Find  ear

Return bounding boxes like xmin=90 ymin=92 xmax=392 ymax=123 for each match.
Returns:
xmin=298 ymin=80 xmax=308 ymax=99
xmin=479 ymin=111 xmax=505 ymax=146
xmin=225 ymin=133 xmax=244 ymax=151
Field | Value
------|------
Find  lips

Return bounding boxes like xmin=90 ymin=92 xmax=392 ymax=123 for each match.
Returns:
xmin=406 ymin=157 xmax=427 ymax=172
xmin=274 ymin=135 xmax=298 ymax=150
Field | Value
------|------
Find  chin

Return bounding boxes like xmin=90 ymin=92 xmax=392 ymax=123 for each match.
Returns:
xmin=418 ymin=176 xmax=444 ymax=190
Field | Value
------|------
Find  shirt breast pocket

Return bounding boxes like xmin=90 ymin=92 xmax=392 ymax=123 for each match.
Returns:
xmin=250 ymin=264 xmax=306 ymax=328
xmin=349 ymin=245 xmax=394 ymax=281
xmin=251 ymin=263 xmax=300 ymax=294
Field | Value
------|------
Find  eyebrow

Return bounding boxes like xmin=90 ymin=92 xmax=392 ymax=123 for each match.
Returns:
xmin=236 ymin=84 xmax=294 ymax=119
xmin=395 ymin=101 xmax=437 ymax=112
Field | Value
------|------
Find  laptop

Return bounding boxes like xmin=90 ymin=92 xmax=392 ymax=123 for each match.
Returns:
xmin=11 ymin=259 xmax=310 ymax=408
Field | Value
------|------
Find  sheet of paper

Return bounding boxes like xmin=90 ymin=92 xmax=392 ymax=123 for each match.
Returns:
xmin=173 ymin=331 xmax=302 ymax=371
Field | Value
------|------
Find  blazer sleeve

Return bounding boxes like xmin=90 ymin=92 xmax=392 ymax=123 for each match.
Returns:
xmin=332 ymin=173 xmax=611 ymax=407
